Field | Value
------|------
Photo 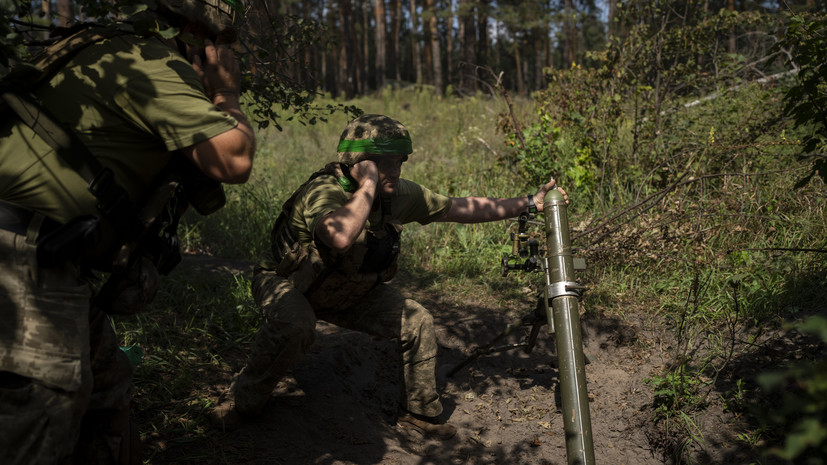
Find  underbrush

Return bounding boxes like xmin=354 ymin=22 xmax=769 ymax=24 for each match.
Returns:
xmin=114 ymin=66 xmax=826 ymax=462
xmin=514 ymin=13 xmax=827 ymax=461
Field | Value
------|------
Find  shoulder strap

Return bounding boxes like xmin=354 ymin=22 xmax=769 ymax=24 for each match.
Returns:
xmin=1 ymin=90 xmax=143 ymax=243
xmin=1 ymin=25 xmax=142 ymax=243
xmin=380 ymin=195 xmax=393 ymax=223
xmin=1 ymin=24 xmax=131 ymax=96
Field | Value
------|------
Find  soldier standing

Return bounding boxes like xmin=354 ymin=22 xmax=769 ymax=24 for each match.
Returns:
xmin=0 ymin=1 xmax=255 ymax=463
xmin=211 ymin=114 xmax=565 ymax=439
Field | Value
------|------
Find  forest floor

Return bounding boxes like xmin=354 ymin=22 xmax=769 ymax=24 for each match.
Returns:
xmin=138 ymin=255 xmax=821 ymax=465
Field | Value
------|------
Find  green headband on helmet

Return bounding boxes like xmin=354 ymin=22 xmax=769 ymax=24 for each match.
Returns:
xmin=336 ymin=136 xmax=412 ymax=155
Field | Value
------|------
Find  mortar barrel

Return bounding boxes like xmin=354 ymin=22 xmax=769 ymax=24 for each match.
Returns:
xmin=544 ymin=188 xmax=595 ymax=465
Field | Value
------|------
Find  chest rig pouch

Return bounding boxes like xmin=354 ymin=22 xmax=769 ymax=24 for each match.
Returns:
xmin=270 ymin=165 xmax=402 ymax=311
xmin=303 ymin=220 xmax=401 ymax=311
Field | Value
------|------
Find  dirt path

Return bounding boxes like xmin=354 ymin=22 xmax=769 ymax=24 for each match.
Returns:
xmin=142 ymin=255 xmax=763 ymax=465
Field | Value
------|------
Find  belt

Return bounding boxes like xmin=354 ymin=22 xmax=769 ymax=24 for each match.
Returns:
xmin=0 ymin=200 xmax=62 ymax=237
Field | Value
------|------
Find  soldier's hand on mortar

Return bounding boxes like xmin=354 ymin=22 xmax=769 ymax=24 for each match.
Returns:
xmin=532 ymin=177 xmax=569 ymax=212
xmin=190 ymin=39 xmax=241 ymax=101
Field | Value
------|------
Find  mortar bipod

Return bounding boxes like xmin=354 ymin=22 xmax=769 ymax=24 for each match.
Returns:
xmin=443 ymin=286 xmax=593 ymax=380
xmin=444 ymin=295 xmax=549 ymax=378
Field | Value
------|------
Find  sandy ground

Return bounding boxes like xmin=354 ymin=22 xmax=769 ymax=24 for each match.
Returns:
xmin=139 ymin=256 xmax=799 ymax=465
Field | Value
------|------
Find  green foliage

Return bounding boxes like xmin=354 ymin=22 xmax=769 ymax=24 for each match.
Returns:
xmin=500 ymin=63 xmax=617 ymax=205
xmin=496 ymin=6 xmax=827 ymax=462
xmin=0 ymin=0 xmax=360 ymax=129
xmin=776 ymin=12 xmax=827 ymax=187
xmin=757 ymin=316 xmax=827 ymax=463
xmin=238 ymin=12 xmax=362 ymax=130
xmin=0 ymin=0 xmax=28 ymax=71
xmin=179 ymin=180 xmax=281 ymax=259
xmin=645 ymin=366 xmax=710 ymax=419
xmin=115 ymin=269 xmax=258 ymax=460
xmin=617 ymin=7 xmax=780 ymax=90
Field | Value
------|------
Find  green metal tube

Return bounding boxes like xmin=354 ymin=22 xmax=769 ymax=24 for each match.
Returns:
xmin=544 ymin=188 xmax=595 ymax=465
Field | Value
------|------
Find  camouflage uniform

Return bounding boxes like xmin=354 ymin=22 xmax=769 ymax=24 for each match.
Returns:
xmin=234 ymin=268 xmax=442 ymax=417
xmin=229 ymin=115 xmax=450 ymax=419
xmin=0 ymin=222 xmax=136 ymax=465
xmin=0 ymin=25 xmax=241 ymax=464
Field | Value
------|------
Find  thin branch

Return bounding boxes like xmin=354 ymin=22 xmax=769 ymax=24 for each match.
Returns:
xmin=478 ymin=65 xmax=526 ymax=151
xmin=682 ymin=69 xmax=799 ymax=110
xmin=475 ymin=137 xmax=498 ymax=158
xmin=574 ymin=167 xmax=805 ymax=244
xmin=728 ymin=247 xmax=827 ymax=254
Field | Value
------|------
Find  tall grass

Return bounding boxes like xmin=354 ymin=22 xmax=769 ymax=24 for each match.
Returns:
xmin=115 ymin=88 xmax=543 ymax=461
xmin=114 ymin=85 xmax=826 ymax=463
xmin=179 ymin=88 xmax=539 ymax=287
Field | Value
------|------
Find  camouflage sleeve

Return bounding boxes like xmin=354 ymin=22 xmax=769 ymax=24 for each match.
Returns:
xmin=300 ymin=175 xmax=351 ymax=243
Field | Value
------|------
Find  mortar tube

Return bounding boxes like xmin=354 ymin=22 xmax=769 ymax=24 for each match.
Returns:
xmin=544 ymin=188 xmax=595 ymax=465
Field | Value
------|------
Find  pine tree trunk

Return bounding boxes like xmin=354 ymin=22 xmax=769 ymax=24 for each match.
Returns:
xmin=514 ymin=38 xmax=524 ymax=95
xmin=410 ymin=0 xmax=422 ymax=84
xmin=564 ymin=0 xmax=577 ymax=66
xmin=57 ymin=0 xmax=73 ymax=27
xmin=375 ymin=0 xmax=387 ymax=89
xmin=424 ymin=14 xmax=433 ymax=86
xmin=321 ymin=0 xmax=331 ymax=95
xmin=339 ymin=0 xmax=354 ymax=98
xmin=477 ymin=0 xmax=489 ymax=70
xmin=608 ymin=0 xmax=618 ymax=38
xmin=458 ymin=0 xmax=476 ymax=94
xmin=728 ymin=0 xmax=736 ymax=54
xmin=392 ymin=0 xmax=401 ymax=80
xmin=446 ymin=0 xmax=454 ymax=91
xmin=359 ymin=2 xmax=367 ymax=93
xmin=302 ymin=0 xmax=313 ymax=91
xmin=426 ymin=0 xmax=442 ymax=95
xmin=40 ymin=0 xmax=51 ymax=40
xmin=534 ymin=31 xmax=546 ymax=90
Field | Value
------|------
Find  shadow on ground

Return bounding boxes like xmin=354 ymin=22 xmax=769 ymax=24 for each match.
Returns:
xmin=131 ymin=254 xmax=824 ymax=465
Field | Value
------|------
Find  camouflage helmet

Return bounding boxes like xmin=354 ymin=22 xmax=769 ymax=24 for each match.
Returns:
xmin=337 ymin=114 xmax=412 ymax=165
xmin=157 ymin=0 xmax=246 ymax=42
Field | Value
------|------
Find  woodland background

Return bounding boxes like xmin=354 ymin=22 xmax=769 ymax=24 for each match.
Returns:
xmin=6 ymin=1 xmax=824 ymax=100
xmin=3 ymin=1 xmax=827 ymax=464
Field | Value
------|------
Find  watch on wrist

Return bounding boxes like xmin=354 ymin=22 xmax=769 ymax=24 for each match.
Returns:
xmin=527 ymin=195 xmax=537 ymax=213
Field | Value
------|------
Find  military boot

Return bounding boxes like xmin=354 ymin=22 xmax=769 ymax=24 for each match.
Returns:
xmin=208 ymin=396 xmax=245 ymax=431
xmin=397 ymin=410 xmax=457 ymax=440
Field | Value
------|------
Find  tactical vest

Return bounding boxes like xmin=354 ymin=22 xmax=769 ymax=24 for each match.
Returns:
xmin=269 ymin=162 xmax=402 ymax=310
xmin=1 ymin=24 xmax=226 ymax=313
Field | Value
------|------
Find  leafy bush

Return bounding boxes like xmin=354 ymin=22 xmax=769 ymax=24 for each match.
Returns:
xmin=499 ymin=63 xmax=619 ymax=206
xmin=776 ymin=13 xmax=827 ymax=187
xmin=757 ymin=316 xmax=827 ymax=463
xmin=496 ymin=7 xmax=827 ymax=463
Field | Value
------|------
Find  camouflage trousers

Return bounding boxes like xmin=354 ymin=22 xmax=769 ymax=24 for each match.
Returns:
xmin=232 ymin=268 xmax=442 ymax=418
xmin=0 ymin=225 xmax=136 ymax=465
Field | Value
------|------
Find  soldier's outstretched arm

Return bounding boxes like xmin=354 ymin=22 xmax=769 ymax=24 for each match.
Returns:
xmin=436 ymin=177 xmax=568 ymax=224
